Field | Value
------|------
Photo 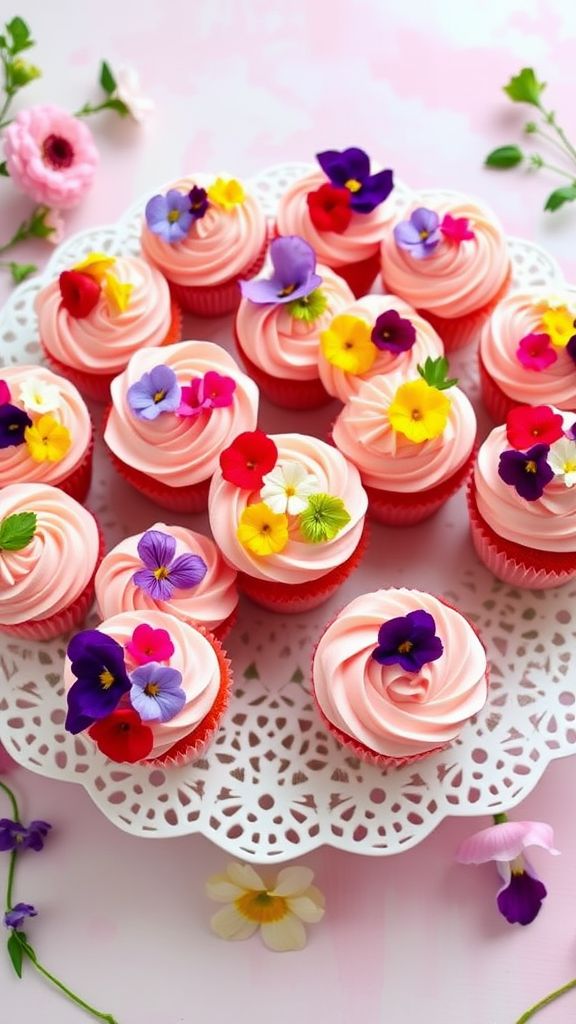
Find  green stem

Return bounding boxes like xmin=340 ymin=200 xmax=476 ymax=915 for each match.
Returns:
xmin=5 ymin=850 xmax=17 ymax=910
xmin=538 ymin=104 xmax=576 ymax=164
xmin=15 ymin=936 xmax=118 ymax=1024
xmin=0 ymin=51 xmax=15 ymax=129
xmin=516 ymin=977 xmax=576 ymax=1023
xmin=534 ymin=159 xmax=575 ymax=181
xmin=493 ymin=812 xmax=508 ymax=825
xmin=74 ymin=100 xmax=112 ymax=118
xmin=0 ymin=779 xmax=20 ymax=821
xmin=532 ymin=125 xmax=575 ymax=161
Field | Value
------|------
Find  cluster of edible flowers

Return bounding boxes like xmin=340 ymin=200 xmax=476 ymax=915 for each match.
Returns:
xmin=240 ymin=236 xmax=328 ymax=323
xmin=219 ymin=430 xmax=351 ymax=556
xmin=515 ymin=299 xmax=576 ymax=371
xmin=306 ymin=147 xmax=394 ymax=234
xmin=127 ymin=365 xmax=236 ymax=422
xmin=58 ymin=250 xmax=134 ymax=319
xmin=394 ymin=207 xmax=476 ymax=259
xmin=498 ymin=405 xmax=576 ymax=501
xmin=145 ymin=177 xmax=245 ymax=244
xmin=320 ymin=308 xmax=417 ymax=374
xmin=371 ymin=609 xmax=444 ymax=672
xmin=386 ymin=357 xmax=458 ymax=444
xmin=0 ymin=376 xmax=71 ymax=463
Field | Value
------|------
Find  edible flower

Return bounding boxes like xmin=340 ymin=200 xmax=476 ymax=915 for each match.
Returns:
xmin=287 ymin=288 xmax=328 ymax=323
xmin=0 ymin=381 xmax=10 ymax=405
xmin=145 ymin=189 xmax=193 ymax=243
xmin=177 ymin=371 xmax=236 ymax=417
xmin=299 ymin=493 xmax=350 ymax=543
xmin=88 ymin=709 xmax=153 ymax=764
xmin=440 ymin=213 xmax=475 ymax=242
xmin=548 ymin=437 xmax=576 ymax=487
xmin=506 ymin=405 xmax=564 ymax=449
xmin=0 ymin=404 xmax=32 ymax=449
xmin=127 ymin=364 xmax=181 ymax=420
xmin=261 ymin=463 xmax=320 ymax=516
xmin=237 ymin=502 xmax=289 ymax=556
xmin=498 ymin=444 xmax=554 ymax=501
xmin=18 ymin=378 xmax=60 ymax=414
xmin=316 ymin=147 xmax=393 ymax=213
xmin=371 ymin=309 xmax=416 ymax=353
xmin=320 ymin=314 xmax=375 ymax=374
xmin=567 ymin=334 xmax=576 ymax=366
xmin=307 ymin=184 xmax=352 ymax=234
xmin=58 ymin=269 xmax=100 ymax=317
xmin=220 ymin=431 xmax=278 ymax=489
xmin=394 ymin=208 xmax=441 ymax=259
xmin=207 ymin=177 xmax=245 ymax=210
xmin=541 ymin=306 xmax=575 ymax=348
xmin=129 ymin=663 xmax=186 ymax=723
xmin=0 ymin=819 xmax=51 ymax=853
xmin=24 ymin=415 xmax=71 ymax=463
xmin=516 ymin=332 xmax=558 ymax=371
xmin=188 ymin=185 xmax=209 ymax=219
xmin=372 ymin=609 xmax=443 ymax=672
xmin=103 ymin=272 xmax=133 ymax=315
xmin=71 ymin=251 xmax=115 ymax=281
xmin=4 ymin=903 xmax=38 ymax=930
xmin=65 ymin=630 xmax=131 ymax=734
xmin=240 ymin=236 xmax=322 ymax=306
xmin=388 ymin=379 xmax=451 ymax=443
xmin=132 ymin=529 xmax=207 ymax=600
xmin=125 ymin=623 xmax=175 ymax=665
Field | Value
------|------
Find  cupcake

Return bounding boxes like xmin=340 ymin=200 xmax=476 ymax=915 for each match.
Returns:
xmin=62 ymin=609 xmax=232 ymax=767
xmin=0 ymin=365 xmax=93 ymax=503
xmin=141 ymin=174 xmax=268 ymax=317
xmin=276 ymin=147 xmax=400 ymax=298
xmin=479 ymin=289 xmax=576 ymax=422
xmin=95 ymin=523 xmax=239 ymax=640
xmin=312 ymin=588 xmax=489 ymax=767
xmin=381 ymin=193 xmax=512 ymax=351
xmin=469 ymin=403 xmax=576 ymax=589
xmin=235 ymin=236 xmax=354 ymax=409
xmin=208 ymin=430 xmax=368 ymax=612
xmin=104 ymin=341 xmax=259 ymax=513
xmin=37 ymin=251 xmax=181 ymax=402
xmin=0 ymin=483 xmax=103 ymax=640
xmin=318 ymin=293 xmax=444 ymax=404
xmin=332 ymin=358 xmax=476 ymax=525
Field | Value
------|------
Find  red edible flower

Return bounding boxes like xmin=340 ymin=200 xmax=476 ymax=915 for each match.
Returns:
xmin=506 ymin=404 xmax=564 ymax=450
xmin=59 ymin=270 xmax=101 ymax=318
xmin=220 ymin=430 xmax=278 ymax=489
xmin=88 ymin=709 xmax=154 ymax=764
xmin=307 ymin=184 xmax=352 ymax=234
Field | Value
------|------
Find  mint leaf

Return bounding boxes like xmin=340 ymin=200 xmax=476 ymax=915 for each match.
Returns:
xmin=6 ymin=17 xmax=33 ymax=54
xmin=99 ymin=60 xmax=116 ymax=95
xmin=9 ymin=262 xmax=37 ymax=284
xmin=503 ymin=68 xmax=545 ymax=107
xmin=0 ymin=512 xmax=37 ymax=551
xmin=7 ymin=932 xmax=23 ymax=978
xmin=0 ymin=161 xmax=8 ymax=177
xmin=417 ymin=356 xmax=458 ymax=391
xmin=104 ymin=97 xmax=130 ymax=117
xmin=485 ymin=145 xmax=524 ymax=169
xmin=544 ymin=185 xmax=576 ymax=212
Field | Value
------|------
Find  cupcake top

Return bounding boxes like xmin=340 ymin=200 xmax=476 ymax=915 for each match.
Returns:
xmin=480 ymin=289 xmax=576 ymax=410
xmin=0 ymin=365 xmax=91 ymax=487
xmin=104 ymin=341 xmax=259 ymax=487
xmin=381 ymin=195 xmax=510 ymax=318
xmin=333 ymin=360 xmax=476 ymax=492
xmin=63 ymin=609 xmax=223 ymax=762
xmin=95 ymin=522 xmax=238 ymax=633
xmin=313 ymin=588 xmax=488 ymax=760
xmin=209 ymin=431 xmax=368 ymax=584
xmin=0 ymin=482 xmax=100 ymax=626
xmin=236 ymin=236 xmax=354 ymax=381
xmin=140 ymin=174 xmax=268 ymax=287
xmin=474 ymin=404 xmax=576 ymax=553
xmin=318 ymin=293 xmax=444 ymax=403
xmin=36 ymin=252 xmax=175 ymax=377
xmin=276 ymin=147 xmax=398 ymax=266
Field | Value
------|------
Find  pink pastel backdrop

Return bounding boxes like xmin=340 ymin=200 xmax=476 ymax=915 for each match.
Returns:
xmin=1 ymin=1 xmax=576 ymax=1021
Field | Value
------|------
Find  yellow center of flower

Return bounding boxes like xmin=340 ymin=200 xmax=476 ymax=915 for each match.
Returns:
xmin=525 ymin=460 xmax=537 ymax=473
xmin=345 ymin=178 xmax=362 ymax=193
xmin=562 ymin=459 xmax=576 ymax=474
xmin=411 ymin=408 xmax=422 ymax=421
xmin=168 ymin=210 xmax=181 ymax=223
xmin=144 ymin=682 xmax=161 ymax=697
xmin=419 ymin=230 xmax=429 ymax=240
xmin=285 ymin=485 xmax=296 ymax=497
xmin=278 ymin=283 xmax=296 ymax=297
xmin=398 ymin=640 xmax=413 ymax=654
xmin=8 ymin=422 xmax=19 ymax=431
xmin=153 ymin=390 xmax=166 ymax=404
xmin=235 ymin=890 xmax=289 ymax=924
xmin=153 ymin=565 xmax=169 ymax=580
xmin=99 ymin=669 xmax=115 ymax=690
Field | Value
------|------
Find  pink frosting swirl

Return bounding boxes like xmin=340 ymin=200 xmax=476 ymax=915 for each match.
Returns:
xmin=381 ymin=194 xmax=511 ymax=317
xmin=208 ymin=433 xmax=367 ymax=584
xmin=235 ymin=264 xmax=354 ymax=380
xmin=480 ymin=290 xmax=576 ymax=409
xmin=318 ymin=294 xmax=444 ymax=402
xmin=104 ymin=341 xmax=259 ymax=486
xmin=140 ymin=174 xmax=268 ymax=286
xmin=95 ymin=522 xmax=238 ymax=632
xmin=62 ymin=610 xmax=222 ymax=759
xmin=333 ymin=371 xmax=476 ymax=491
xmin=313 ymin=589 xmax=488 ymax=759
xmin=276 ymin=169 xmax=401 ymax=266
xmin=0 ymin=365 xmax=91 ymax=486
xmin=474 ymin=410 xmax=576 ymax=552
xmin=36 ymin=256 xmax=174 ymax=375
xmin=0 ymin=483 xmax=100 ymax=625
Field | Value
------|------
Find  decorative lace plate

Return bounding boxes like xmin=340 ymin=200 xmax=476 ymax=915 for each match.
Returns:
xmin=0 ymin=164 xmax=573 ymax=863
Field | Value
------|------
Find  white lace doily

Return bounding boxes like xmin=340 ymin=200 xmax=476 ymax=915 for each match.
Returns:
xmin=0 ymin=164 xmax=573 ymax=863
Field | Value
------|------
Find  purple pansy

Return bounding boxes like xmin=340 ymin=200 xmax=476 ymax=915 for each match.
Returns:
xmin=316 ymin=147 xmax=394 ymax=213
xmin=371 ymin=309 xmax=417 ymax=353
xmin=240 ymin=236 xmax=322 ymax=305
xmin=496 ymin=865 xmax=547 ymax=926
xmin=129 ymin=663 xmax=186 ymax=723
xmin=0 ymin=819 xmax=51 ymax=853
xmin=393 ymin=208 xmax=442 ymax=259
xmin=127 ymin=364 xmax=181 ymax=421
xmin=4 ymin=903 xmax=37 ymax=930
xmin=372 ymin=609 xmax=444 ymax=672
xmin=188 ymin=185 xmax=209 ymax=219
xmin=498 ymin=444 xmax=554 ymax=501
xmin=145 ymin=190 xmax=194 ymax=243
xmin=567 ymin=334 xmax=576 ymax=367
xmin=65 ymin=630 xmax=131 ymax=735
xmin=178 ymin=371 xmax=236 ymax=418
xmin=565 ymin=418 xmax=576 ymax=441
xmin=132 ymin=529 xmax=207 ymax=601
xmin=0 ymin=404 xmax=32 ymax=449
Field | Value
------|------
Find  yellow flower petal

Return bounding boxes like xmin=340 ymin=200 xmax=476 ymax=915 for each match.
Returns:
xmin=260 ymin=913 xmax=307 ymax=952
xmin=207 ymin=177 xmax=245 ymax=210
xmin=388 ymin=379 xmax=451 ymax=443
xmin=286 ymin=893 xmax=326 ymax=924
xmin=104 ymin=272 xmax=133 ymax=315
xmin=24 ymin=414 xmax=71 ymax=463
xmin=226 ymin=862 xmax=266 ymax=891
xmin=72 ymin=251 xmax=116 ymax=281
xmin=210 ymin=905 xmax=259 ymax=942
xmin=541 ymin=306 xmax=575 ymax=349
xmin=237 ymin=502 xmax=289 ymax=556
xmin=205 ymin=874 xmax=244 ymax=902
xmin=320 ymin=314 xmax=375 ymax=374
xmin=272 ymin=866 xmax=315 ymax=898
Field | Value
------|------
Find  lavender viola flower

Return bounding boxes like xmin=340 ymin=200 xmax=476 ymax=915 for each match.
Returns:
xmin=127 ymin=364 xmax=181 ymax=421
xmin=371 ymin=309 xmax=417 ymax=353
xmin=0 ymin=819 xmax=52 ymax=852
xmin=129 ymin=663 xmax=186 ymax=723
xmin=498 ymin=444 xmax=554 ymax=501
xmin=372 ymin=609 xmax=444 ymax=672
xmin=393 ymin=208 xmax=442 ymax=259
xmin=4 ymin=903 xmax=38 ymax=930
xmin=240 ymin=236 xmax=322 ymax=305
xmin=316 ymin=147 xmax=394 ymax=213
xmin=0 ymin=404 xmax=32 ymax=449
xmin=188 ymin=185 xmax=209 ymax=219
xmin=145 ymin=190 xmax=193 ymax=243
xmin=133 ymin=529 xmax=207 ymax=600
xmin=65 ymin=630 xmax=131 ymax=735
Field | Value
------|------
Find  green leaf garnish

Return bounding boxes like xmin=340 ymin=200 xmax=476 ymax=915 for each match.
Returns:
xmin=485 ymin=145 xmax=524 ymax=169
xmin=299 ymin=494 xmax=351 ymax=544
xmin=0 ymin=161 xmax=10 ymax=177
xmin=544 ymin=184 xmax=576 ymax=212
xmin=417 ymin=356 xmax=458 ymax=391
xmin=7 ymin=931 xmax=24 ymax=978
xmin=10 ymin=58 xmax=41 ymax=87
xmin=5 ymin=17 xmax=34 ymax=54
xmin=9 ymin=262 xmax=37 ymax=284
xmin=0 ymin=512 xmax=37 ymax=551
xmin=503 ymin=68 xmax=545 ymax=107
xmin=286 ymin=288 xmax=328 ymax=323
xmin=104 ymin=97 xmax=130 ymax=117
xmin=99 ymin=60 xmax=116 ymax=95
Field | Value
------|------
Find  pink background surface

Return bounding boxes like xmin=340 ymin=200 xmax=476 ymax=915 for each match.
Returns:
xmin=1 ymin=1 xmax=576 ymax=1021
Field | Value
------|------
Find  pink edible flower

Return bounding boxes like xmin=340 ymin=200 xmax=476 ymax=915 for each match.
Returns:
xmin=516 ymin=332 xmax=558 ymax=371
xmin=125 ymin=623 xmax=175 ymax=666
xmin=440 ymin=213 xmax=475 ymax=243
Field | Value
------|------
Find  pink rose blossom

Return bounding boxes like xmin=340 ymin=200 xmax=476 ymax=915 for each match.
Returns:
xmin=4 ymin=105 xmax=98 ymax=210
xmin=115 ymin=66 xmax=155 ymax=123
xmin=516 ymin=332 xmax=558 ymax=371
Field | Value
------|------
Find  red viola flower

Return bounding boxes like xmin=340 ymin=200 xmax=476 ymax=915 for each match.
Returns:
xmin=307 ymin=184 xmax=352 ymax=234
xmin=59 ymin=270 xmax=101 ymax=318
xmin=88 ymin=709 xmax=153 ymax=764
xmin=506 ymin=405 xmax=564 ymax=450
xmin=220 ymin=430 xmax=278 ymax=489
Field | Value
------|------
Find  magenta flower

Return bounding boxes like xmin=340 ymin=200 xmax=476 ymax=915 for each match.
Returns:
xmin=129 ymin=663 xmax=186 ymax=723
xmin=457 ymin=819 xmax=559 ymax=926
xmin=372 ymin=610 xmax=443 ymax=672
xmin=0 ymin=381 xmax=11 ymax=405
xmin=240 ymin=236 xmax=322 ymax=305
xmin=145 ymin=190 xmax=194 ymax=243
xmin=440 ymin=213 xmax=475 ymax=243
xmin=177 ymin=371 xmax=236 ymax=418
xmin=132 ymin=529 xmax=207 ymax=600
xmin=127 ymin=364 xmax=181 ymax=420
xmin=498 ymin=444 xmax=554 ymax=501
xmin=371 ymin=309 xmax=416 ymax=353
xmin=4 ymin=903 xmax=38 ymax=930
xmin=393 ymin=208 xmax=441 ymax=259
xmin=316 ymin=147 xmax=394 ymax=213
xmin=125 ymin=624 xmax=175 ymax=665
xmin=516 ymin=333 xmax=558 ymax=371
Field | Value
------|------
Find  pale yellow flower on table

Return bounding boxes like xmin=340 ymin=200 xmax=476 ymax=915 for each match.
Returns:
xmin=207 ymin=862 xmax=325 ymax=951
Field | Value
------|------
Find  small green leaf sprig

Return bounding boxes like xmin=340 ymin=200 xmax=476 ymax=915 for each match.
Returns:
xmin=417 ymin=356 xmax=458 ymax=391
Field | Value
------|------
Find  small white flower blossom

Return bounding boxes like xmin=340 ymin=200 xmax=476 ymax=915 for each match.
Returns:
xmin=19 ymin=378 xmax=61 ymax=414
xmin=548 ymin=437 xmax=576 ymax=487
xmin=261 ymin=462 xmax=320 ymax=516
xmin=115 ymin=66 xmax=155 ymax=123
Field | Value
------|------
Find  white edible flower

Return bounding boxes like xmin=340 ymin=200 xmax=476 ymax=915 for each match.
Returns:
xmin=260 ymin=462 xmax=320 ymax=516
xmin=548 ymin=437 xmax=576 ymax=487
xmin=19 ymin=378 xmax=61 ymax=414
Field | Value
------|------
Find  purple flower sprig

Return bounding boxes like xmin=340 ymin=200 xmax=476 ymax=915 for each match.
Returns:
xmin=316 ymin=147 xmax=394 ymax=213
xmin=371 ymin=309 xmax=416 ymax=353
xmin=133 ymin=529 xmax=207 ymax=601
xmin=372 ymin=609 xmax=444 ymax=672
xmin=498 ymin=444 xmax=554 ymax=501
xmin=240 ymin=236 xmax=322 ymax=306
xmin=145 ymin=185 xmax=209 ymax=244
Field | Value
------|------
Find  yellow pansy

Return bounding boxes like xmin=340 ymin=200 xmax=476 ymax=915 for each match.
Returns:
xmin=207 ymin=177 xmax=245 ymax=210
xmin=24 ymin=415 xmax=71 ymax=463
xmin=320 ymin=314 xmax=375 ymax=375
xmin=72 ymin=251 xmax=116 ymax=282
xmin=541 ymin=306 xmax=575 ymax=349
xmin=237 ymin=502 xmax=289 ymax=556
xmin=104 ymin=272 xmax=133 ymax=315
xmin=388 ymin=379 xmax=451 ymax=443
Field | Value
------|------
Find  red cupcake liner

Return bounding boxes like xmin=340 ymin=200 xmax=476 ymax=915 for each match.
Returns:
xmin=106 ymin=445 xmax=211 ymax=513
xmin=234 ymin=329 xmax=331 ymax=410
xmin=54 ymin=430 xmax=94 ymax=504
xmin=467 ymin=481 xmax=576 ymax=589
xmin=478 ymin=352 xmax=518 ymax=423
xmin=211 ymin=607 xmax=238 ymax=642
xmin=237 ymin=523 xmax=369 ymax=613
xmin=166 ymin=237 xmax=268 ymax=317
xmin=417 ymin=270 xmax=513 ymax=353
xmin=364 ymin=447 xmax=476 ymax=526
